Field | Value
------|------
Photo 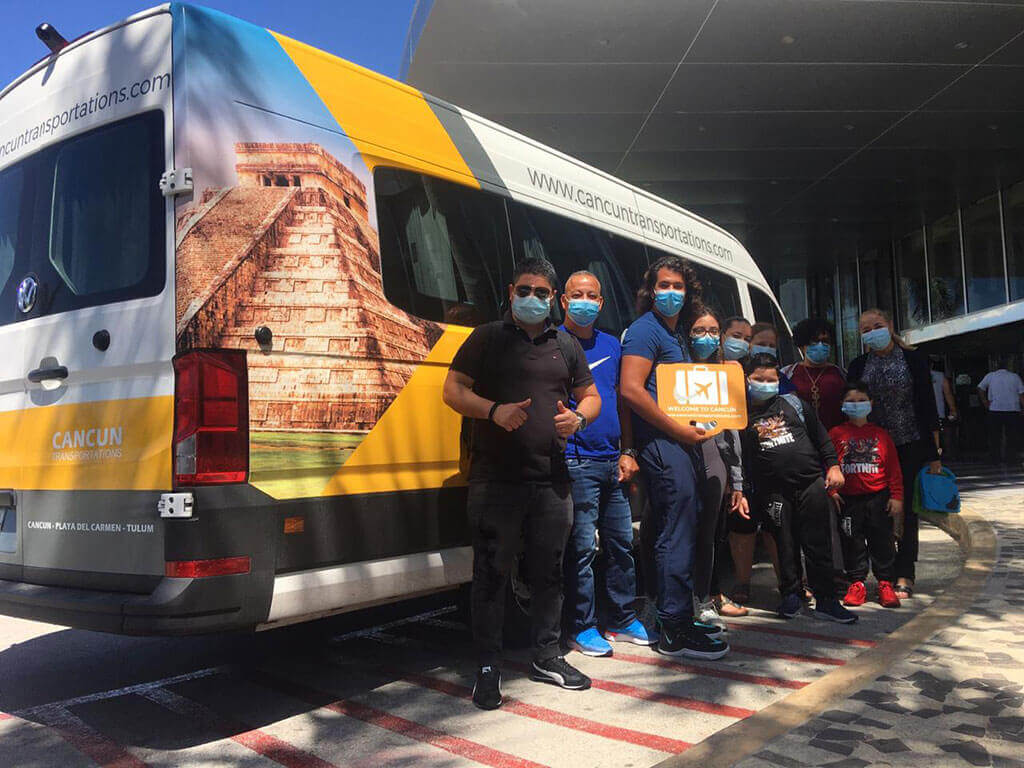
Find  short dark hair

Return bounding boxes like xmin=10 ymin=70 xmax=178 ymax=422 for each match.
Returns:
xmin=843 ymin=379 xmax=872 ymax=399
xmin=723 ymin=315 xmax=751 ymax=334
xmin=512 ymin=257 xmax=557 ymax=290
xmin=750 ymin=321 xmax=777 ymax=340
xmin=636 ymin=254 xmax=702 ymax=316
xmin=744 ymin=352 xmax=780 ymax=375
xmin=792 ymin=317 xmax=834 ymax=347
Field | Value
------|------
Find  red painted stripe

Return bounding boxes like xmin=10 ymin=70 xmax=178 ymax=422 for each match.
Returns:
xmin=142 ymin=687 xmax=336 ymax=768
xmin=248 ymin=671 xmax=548 ymax=768
xmin=612 ymin=651 xmax=808 ymax=690
xmin=34 ymin=707 xmax=149 ymax=768
xmin=727 ymin=622 xmax=877 ymax=648
xmin=728 ymin=644 xmax=846 ymax=666
xmin=398 ymin=671 xmax=690 ymax=754
xmin=503 ymin=661 xmax=754 ymax=719
xmin=0 ymin=712 xmax=13 ymax=721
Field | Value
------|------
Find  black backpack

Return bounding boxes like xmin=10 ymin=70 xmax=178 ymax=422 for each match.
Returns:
xmin=458 ymin=321 xmax=581 ymax=476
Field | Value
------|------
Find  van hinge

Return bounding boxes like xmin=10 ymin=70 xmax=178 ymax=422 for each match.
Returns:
xmin=158 ymin=492 xmax=194 ymax=519
xmin=159 ymin=168 xmax=193 ymax=198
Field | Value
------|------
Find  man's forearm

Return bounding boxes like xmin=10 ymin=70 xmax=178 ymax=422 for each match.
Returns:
xmin=443 ymin=382 xmax=494 ymax=420
xmin=617 ymin=395 xmax=634 ymax=451
xmin=576 ymin=392 xmax=601 ymax=424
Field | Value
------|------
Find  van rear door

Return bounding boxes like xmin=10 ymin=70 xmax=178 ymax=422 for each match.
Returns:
xmin=0 ymin=12 xmax=176 ymax=593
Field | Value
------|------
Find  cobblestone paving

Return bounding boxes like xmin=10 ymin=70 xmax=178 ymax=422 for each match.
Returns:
xmin=735 ymin=464 xmax=1024 ymax=768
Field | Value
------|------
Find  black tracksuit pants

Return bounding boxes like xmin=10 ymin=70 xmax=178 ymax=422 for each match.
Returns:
xmin=468 ymin=480 xmax=573 ymax=666
xmin=837 ymin=490 xmax=896 ymax=583
xmin=760 ymin=476 xmax=836 ymax=598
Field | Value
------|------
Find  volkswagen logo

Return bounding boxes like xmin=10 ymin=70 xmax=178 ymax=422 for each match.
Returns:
xmin=16 ymin=276 xmax=38 ymax=314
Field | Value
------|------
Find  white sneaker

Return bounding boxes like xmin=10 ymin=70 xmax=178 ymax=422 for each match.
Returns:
xmin=694 ymin=597 xmax=727 ymax=632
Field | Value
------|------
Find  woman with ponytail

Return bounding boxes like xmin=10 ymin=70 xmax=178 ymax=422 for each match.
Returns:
xmin=846 ymin=308 xmax=941 ymax=599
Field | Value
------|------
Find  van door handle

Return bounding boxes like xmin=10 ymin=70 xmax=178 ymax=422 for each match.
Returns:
xmin=27 ymin=365 xmax=69 ymax=383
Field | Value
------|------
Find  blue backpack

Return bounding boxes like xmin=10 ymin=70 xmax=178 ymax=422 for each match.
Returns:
xmin=915 ymin=467 xmax=960 ymax=514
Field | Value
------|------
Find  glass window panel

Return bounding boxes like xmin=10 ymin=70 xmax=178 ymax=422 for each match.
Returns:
xmin=49 ymin=120 xmax=155 ymax=296
xmin=680 ymin=256 xmax=742 ymax=320
xmin=0 ymin=165 xmax=21 ymax=296
xmin=962 ymin=194 xmax=1006 ymax=312
xmin=750 ymin=284 xmax=797 ymax=364
xmin=508 ymin=202 xmax=646 ymax=337
xmin=926 ymin=212 xmax=965 ymax=321
xmin=1003 ymin=181 xmax=1024 ymax=302
xmin=838 ymin=258 xmax=860 ymax=368
xmin=895 ymin=228 xmax=928 ymax=329
xmin=858 ymin=244 xmax=895 ymax=320
xmin=375 ymin=168 xmax=512 ymax=326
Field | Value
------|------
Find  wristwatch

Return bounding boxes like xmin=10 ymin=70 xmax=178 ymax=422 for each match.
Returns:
xmin=621 ymin=448 xmax=639 ymax=459
xmin=573 ymin=410 xmax=588 ymax=431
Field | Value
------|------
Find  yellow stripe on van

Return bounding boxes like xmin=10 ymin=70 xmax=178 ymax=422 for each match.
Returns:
xmin=319 ymin=326 xmax=472 ymax=497
xmin=270 ymin=31 xmax=479 ymax=188
xmin=0 ymin=396 xmax=173 ymax=491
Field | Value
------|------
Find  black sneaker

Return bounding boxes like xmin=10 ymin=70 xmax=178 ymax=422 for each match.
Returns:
xmin=472 ymin=665 xmax=503 ymax=710
xmin=657 ymin=623 xmax=730 ymax=660
xmin=530 ymin=656 xmax=592 ymax=690
xmin=690 ymin=618 xmax=724 ymax=640
xmin=813 ymin=596 xmax=859 ymax=624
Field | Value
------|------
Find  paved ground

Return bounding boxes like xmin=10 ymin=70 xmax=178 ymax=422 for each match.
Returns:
xmin=731 ymin=462 xmax=1024 ymax=768
xmin=0 ymin=506 xmax=965 ymax=767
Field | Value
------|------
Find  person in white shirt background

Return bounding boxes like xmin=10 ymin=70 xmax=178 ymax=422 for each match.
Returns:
xmin=977 ymin=358 xmax=1024 ymax=467
xmin=930 ymin=357 xmax=958 ymax=460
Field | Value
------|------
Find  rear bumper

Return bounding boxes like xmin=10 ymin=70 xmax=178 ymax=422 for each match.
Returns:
xmin=0 ymin=572 xmax=255 ymax=635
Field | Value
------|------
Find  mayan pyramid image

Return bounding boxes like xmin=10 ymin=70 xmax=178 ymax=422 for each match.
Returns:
xmin=175 ymin=142 xmax=441 ymax=433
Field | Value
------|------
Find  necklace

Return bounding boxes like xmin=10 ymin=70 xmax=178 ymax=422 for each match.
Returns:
xmin=801 ymin=364 xmax=829 ymax=411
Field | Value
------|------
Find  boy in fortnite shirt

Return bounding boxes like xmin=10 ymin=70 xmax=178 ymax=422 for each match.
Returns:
xmin=743 ymin=353 xmax=856 ymax=624
xmin=829 ymin=380 xmax=904 ymax=609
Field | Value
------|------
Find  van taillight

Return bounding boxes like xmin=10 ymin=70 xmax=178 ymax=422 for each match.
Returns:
xmin=173 ymin=351 xmax=249 ymax=486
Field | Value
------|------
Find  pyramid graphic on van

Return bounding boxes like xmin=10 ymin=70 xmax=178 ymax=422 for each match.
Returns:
xmin=175 ymin=143 xmax=441 ymax=436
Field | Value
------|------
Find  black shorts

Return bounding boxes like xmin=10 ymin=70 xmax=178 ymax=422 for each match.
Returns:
xmin=728 ymin=497 xmax=766 ymax=534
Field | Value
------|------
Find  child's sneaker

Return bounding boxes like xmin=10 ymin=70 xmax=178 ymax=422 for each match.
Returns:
xmin=777 ymin=592 xmax=802 ymax=619
xmin=603 ymin=619 xmax=654 ymax=646
xmin=814 ymin=596 xmax=859 ymax=624
xmin=842 ymin=580 xmax=867 ymax=606
xmin=694 ymin=597 xmax=728 ymax=632
xmin=877 ymin=581 xmax=901 ymax=608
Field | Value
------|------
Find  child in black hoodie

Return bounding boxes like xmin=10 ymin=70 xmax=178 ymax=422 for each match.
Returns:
xmin=744 ymin=353 xmax=857 ymax=624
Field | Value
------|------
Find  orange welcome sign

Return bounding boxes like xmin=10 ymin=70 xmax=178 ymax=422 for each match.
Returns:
xmin=655 ymin=362 xmax=748 ymax=437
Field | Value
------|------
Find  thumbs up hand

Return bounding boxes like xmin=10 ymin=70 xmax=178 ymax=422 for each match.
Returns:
xmin=554 ymin=400 xmax=580 ymax=437
xmin=492 ymin=398 xmax=531 ymax=431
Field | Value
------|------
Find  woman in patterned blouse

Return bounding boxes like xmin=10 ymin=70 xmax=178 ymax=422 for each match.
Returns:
xmin=846 ymin=308 xmax=942 ymax=599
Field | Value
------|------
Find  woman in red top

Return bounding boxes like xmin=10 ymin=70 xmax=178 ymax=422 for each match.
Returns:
xmin=828 ymin=381 xmax=904 ymax=609
xmin=783 ymin=318 xmax=847 ymax=431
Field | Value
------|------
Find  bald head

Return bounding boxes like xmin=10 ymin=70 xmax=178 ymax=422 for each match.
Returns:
xmin=564 ymin=270 xmax=602 ymax=297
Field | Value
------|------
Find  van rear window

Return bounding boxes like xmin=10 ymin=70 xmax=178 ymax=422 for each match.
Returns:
xmin=0 ymin=111 xmax=165 ymax=325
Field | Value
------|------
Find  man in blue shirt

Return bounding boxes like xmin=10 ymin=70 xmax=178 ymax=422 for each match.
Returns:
xmin=560 ymin=271 xmax=651 ymax=657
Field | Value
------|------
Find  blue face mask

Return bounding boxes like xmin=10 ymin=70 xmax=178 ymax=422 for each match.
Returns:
xmin=748 ymin=379 xmax=779 ymax=402
xmin=723 ymin=337 xmax=750 ymax=361
xmin=805 ymin=342 xmax=831 ymax=364
xmin=751 ymin=344 xmax=777 ymax=359
xmin=862 ymin=327 xmax=891 ymax=351
xmin=841 ymin=401 xmax=873 ymax=419
xmin=653 ymin=289 xmax=685 ymax=317
xmin=566 ymin=299 xmax=600 ymax=327
xmin=511 ymin=294 xmax=551 ymax=325
xmin=690 ymin=334 xmax=720 ymax=360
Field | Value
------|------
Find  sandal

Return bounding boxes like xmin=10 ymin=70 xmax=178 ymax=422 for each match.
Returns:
xmin=731 ymin=584 xmax=750 ymax=605
xmin=894 ymin=582 xmax=914 ymax=599
xmin=717 ymin=594 xmax=749 ymax=617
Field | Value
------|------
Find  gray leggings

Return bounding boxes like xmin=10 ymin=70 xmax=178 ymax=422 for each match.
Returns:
xmin=694 ymin=439 xmax=728 ymax=600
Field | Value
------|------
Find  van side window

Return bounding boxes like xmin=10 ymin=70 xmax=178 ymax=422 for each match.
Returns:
xmin=49 ymin=119 xmax=157 ymax=296
xmin=507 ymin=201 xmax=646 ymax=337
xmin=750 ymin=284 xmax=796 ymax=363
xmin=0 ymin=166 xmax=20 ymax=296
xmin=375 ymin=168 xmax=512 ymax=327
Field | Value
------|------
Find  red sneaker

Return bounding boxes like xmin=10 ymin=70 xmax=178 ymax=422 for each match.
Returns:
xmin=877 ymin=581 xmax=901 ymax=608
xmin=842 ymin=581 xmax=866 ymax=606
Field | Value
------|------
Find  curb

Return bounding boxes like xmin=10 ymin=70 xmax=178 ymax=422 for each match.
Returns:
xmin=653 ymin=507 xmax=998 ymax=768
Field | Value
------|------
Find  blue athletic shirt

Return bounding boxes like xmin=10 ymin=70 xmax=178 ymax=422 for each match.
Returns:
xmin=621 ymin=311 xmax=692 ymax=444
xmin=562 ymin=326 xmax=622 ymax=460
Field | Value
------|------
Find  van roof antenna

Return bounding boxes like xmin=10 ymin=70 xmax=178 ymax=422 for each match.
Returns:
xmin=36 ymin=23 xmax=69 ymax=55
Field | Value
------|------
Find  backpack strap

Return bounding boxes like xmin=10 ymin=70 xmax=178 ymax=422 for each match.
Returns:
xmin=554 ymin=328 xmax=579 ymax=381
xmin=780 ymin=392 xmax=806 ymax=425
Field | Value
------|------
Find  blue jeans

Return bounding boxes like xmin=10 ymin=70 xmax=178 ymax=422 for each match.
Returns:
xmin=564 ymin=457 xmax=638 ymax=634
xmin=639 ymin=437 xmax=700 ymax=629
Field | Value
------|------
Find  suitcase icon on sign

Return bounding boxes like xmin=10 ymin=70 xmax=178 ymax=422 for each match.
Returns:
xmin=673 ymin=366 xmax=730 ymax=406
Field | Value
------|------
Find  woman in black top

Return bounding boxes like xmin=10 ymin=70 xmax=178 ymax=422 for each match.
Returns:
xmin=846 ymin=308 xmax=941 ymax=598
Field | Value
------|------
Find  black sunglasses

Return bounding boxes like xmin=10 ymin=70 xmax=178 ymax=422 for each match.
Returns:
xmin=514 ymin=285 xmax=553 ymax=300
